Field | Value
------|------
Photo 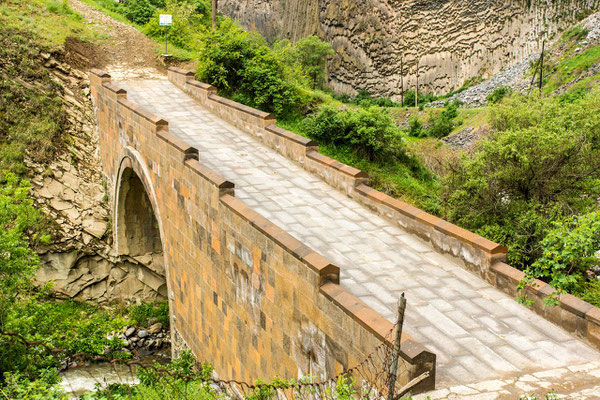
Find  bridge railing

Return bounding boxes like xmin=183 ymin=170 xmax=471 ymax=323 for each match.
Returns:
xmin=166 ymin=67 xmax=600 ymax=351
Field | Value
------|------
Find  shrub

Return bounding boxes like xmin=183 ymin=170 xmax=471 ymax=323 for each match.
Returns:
xmin=197 ymin=21 xmax=299 ymax=115
xmin=426 ymin=101 xmax=459 ymax=138
xmin=144 ymin=0 xmax=208 ymax=50
xmin=2 ymin=371 xmax=65 ymax=400
xmin=301 ymin=106 xmax=403 ymax=160
xmin=402 ymin=89 xmax=436 ymax=107
xmin=442 ymin=91 xmax=600 ymax=268
xmin=128 ymin=300 xmax=170 ymax=328
xmin=487 ymin=85 xmax=513 ymax=104
xmin=407 ymin=115 xmax=424 ymax=138
xmin=121 ymin=0 xmax=156 ymax=25
xmin=239 ymin=52 xmax=299 ymax=116
xmin=300 ymin=105 xmax=346 ymax=143
xmin=520 ymin=212 xmax=600 ymax=304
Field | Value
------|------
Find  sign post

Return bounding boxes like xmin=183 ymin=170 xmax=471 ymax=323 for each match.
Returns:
xmin=159 ymin=14 xmax=172 ymax=55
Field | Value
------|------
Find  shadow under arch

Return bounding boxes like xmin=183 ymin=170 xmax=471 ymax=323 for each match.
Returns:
xmin=114 ymin=147 xmax=169 ymax=300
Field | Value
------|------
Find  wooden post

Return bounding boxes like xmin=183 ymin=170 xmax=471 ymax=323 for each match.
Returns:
xmin=212 ymin=0 xmax=217 ymax=29
xmin=539 ymin=39 xmax=545 ymax=97
xmin=387 ymin=293 xmax=407 ymax=400
xmin=400 ymin=56 xmax=404 ymax=106
xmin=415 ymin=61 xmax=419 ymax=108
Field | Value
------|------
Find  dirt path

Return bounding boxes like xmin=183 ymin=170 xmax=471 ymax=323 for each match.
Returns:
xmin=68 ymin=0 xmax=165 ymax=79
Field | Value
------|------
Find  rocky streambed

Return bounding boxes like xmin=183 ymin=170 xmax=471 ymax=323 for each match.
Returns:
xmin=59 ymin=323 xmax=171 ymax=397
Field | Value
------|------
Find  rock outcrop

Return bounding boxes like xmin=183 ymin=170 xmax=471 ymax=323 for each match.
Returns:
xmin=219 ymin=0 xmax=600 ymax=97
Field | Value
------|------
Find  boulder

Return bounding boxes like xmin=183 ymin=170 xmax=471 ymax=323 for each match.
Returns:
xmin=148 ymin=322 xmax=163 ymax=335
xmin=125 ymin=327 xmax=136 ymax=337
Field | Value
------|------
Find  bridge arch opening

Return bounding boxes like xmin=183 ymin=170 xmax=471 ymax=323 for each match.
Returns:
xmin=115 ymin=166 xmax=167 ymax=299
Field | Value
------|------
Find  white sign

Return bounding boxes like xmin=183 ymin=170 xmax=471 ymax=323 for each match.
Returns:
xmin=159 ymin=14 xmax=172 ymax=26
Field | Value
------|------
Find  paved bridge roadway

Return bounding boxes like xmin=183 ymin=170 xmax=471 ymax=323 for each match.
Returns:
xmin=117 ymin=77 xmax=598 ymax=388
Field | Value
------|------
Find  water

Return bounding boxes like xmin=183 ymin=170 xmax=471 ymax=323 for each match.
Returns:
xmin=59 ymin=353 xmax=170 ymax=398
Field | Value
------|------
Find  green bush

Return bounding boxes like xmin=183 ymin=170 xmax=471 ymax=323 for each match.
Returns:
xmin=301 ymin=106 xmax=403 ymax=160
xmin=442 ymin=91 xmax=600 ymax=269
xmin=292 ymin=35 xmax=334 ymax=89
xmin=401 ymin=89 xmax=436 ymax=107
xmin=407 ymin=115 xmax=424 ymax=138
xmin=426 ymin=101 xmax=459 ymax=138
xmin=144 ymin=0 xmax=208 ymax=50
xmin=487 ymin=86 xmax=513 ymax=104
xmin=120 ymin=0 xmax=156 ymax=25
xmin=0 ymin=174 xmax=47 ymax=324
xmin=520 ymin=212 xmax=600 ymax=304
xmin=2 ymin=370 xmax=66 ymax=400
xmin=128 ymin=300 xmax=170 ymax=328
xmin=197 ymin=21 xmax=299 ymax=116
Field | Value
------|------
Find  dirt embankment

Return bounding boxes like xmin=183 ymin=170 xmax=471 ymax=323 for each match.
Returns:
xmin=67 ymin=0 xmax=165 ymax=79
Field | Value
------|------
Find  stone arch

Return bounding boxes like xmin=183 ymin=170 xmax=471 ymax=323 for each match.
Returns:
xmin=113 ymin=147 xmax=169 ymax=300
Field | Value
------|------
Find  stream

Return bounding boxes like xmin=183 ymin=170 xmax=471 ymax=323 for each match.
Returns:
xmin=59 ymin=352 xmax=170 ymax=398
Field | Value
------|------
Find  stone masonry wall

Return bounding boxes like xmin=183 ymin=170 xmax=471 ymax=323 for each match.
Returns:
xmin=219 ymin=0 xmax=600 ymax=97
xmin=89 ymin=69 xmax=435 ymax=393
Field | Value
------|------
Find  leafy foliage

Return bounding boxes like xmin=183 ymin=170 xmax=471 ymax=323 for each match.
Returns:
xmin=426 ymin=101 xmax=460 ymax=138
xmin=144 ymin=0 xmax=209 ymax=50
xmin=301 ymin=105 xmax=403 ymax=160
xmin=487 ymin=86 xmax=513 ymax=104
xmin=520 ymin=212 xmax=600 ymax=304
xmin=2 ymin=370 xmax=66 ymax=400
xmin=401 ymin=89 xmax=436 ymax=107
xmin=292 ymin=35 xmax=334 ymax=88
xmin=128 ymin=300 xmax=170 ymax=328
xmin=442 ymin=91 xmax=600 ymax=269
xmin=197 ymin=21 xmax=300 ymax=115
xmin=0 ymin=175 xmax=47 ymax=321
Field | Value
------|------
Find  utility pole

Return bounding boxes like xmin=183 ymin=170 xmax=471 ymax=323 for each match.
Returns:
xmin=415 ymin=60 xmax=419 ymax=108
xmin=539 ymin=39 xmax=545 ymax=97
xmin=400 ymin=56 xmax=404 ymax=106
xmin=212 ymin=0 xmax=217 ymax=29
xmin=387 ymin=294 xmax=407 ymax=400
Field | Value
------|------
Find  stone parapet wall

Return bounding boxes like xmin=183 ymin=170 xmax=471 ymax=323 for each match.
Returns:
xmin=91 ymin=69 xmax=436 ymax=393
xmin=491 ymin=262 xmax=600 ymax=348
xmin=165 ymin=67 xmax=600 ymax=353
xmin=167 ymin=67 xmax=368 ymax=195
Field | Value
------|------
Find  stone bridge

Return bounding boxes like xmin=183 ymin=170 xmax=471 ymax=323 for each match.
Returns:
xmin=89 ymin=68 xmax=600 ymax=395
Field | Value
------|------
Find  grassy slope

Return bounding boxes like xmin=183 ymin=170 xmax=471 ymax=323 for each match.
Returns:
xmin=541 ymin=24 xmax=600 ymax=96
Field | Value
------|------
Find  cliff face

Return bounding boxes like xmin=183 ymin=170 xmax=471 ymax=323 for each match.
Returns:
xmin=218 ymin=0 xmax=600 ymax=96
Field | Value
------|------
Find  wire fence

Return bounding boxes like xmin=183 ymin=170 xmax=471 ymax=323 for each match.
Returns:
xmin=0 ymin=298 xmax=427 ymax=399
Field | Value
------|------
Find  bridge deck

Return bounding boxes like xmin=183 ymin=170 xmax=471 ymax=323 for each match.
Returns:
xmin=118 ymin=78 xmax=598 ymax=387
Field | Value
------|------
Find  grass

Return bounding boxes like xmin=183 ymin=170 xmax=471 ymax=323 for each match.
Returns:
xmin=0 ymin=0 xmax=95 ymax=50
xmin=0 ymin=25 xmax=69 ymax=175
xmin=544 ymin=45 xmax=600 ymax=93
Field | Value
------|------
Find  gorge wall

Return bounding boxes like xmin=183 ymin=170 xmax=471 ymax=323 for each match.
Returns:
xmin=219 ymin=0 xmax=600 ymax=96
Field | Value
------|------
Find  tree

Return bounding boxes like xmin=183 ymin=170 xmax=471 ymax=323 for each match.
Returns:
xmin=211 ymin=0 xmax=217 ymax=29
xmin=293 ymin=35 xmax=334 ymax=88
